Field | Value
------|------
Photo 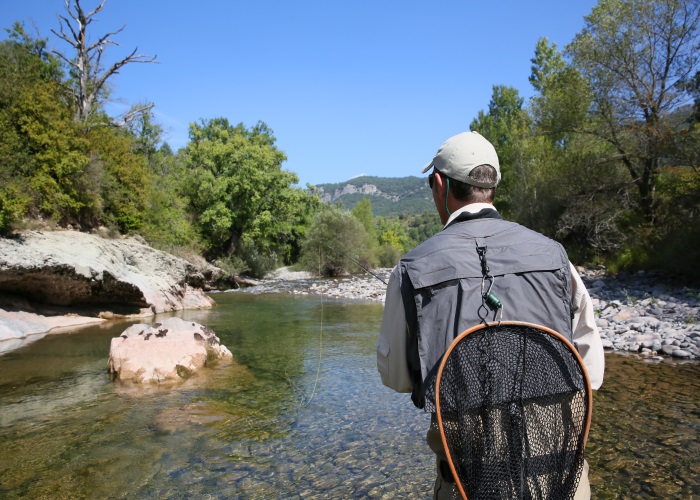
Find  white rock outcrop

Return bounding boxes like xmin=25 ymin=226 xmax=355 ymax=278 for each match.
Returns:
xmin=108 ymin=317 xmax=232 ymax=383
xmin=0 ymin=231 xmax=218 ymax=354
xmin=0 ymin=231 xmax=215 ymax=313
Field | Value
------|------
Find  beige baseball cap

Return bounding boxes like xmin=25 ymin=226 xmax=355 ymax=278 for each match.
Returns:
xmin=421 ymin=131 xmax=501 ymax=188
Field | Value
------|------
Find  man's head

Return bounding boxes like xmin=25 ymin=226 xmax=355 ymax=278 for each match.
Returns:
xmin=422 ymin=131 xmax=500 ymax=188
xmin=423 ymin=132 xmax=500 ymax=221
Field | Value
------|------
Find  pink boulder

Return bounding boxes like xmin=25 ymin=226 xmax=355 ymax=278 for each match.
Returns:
xmin=108 ymin=317 xmax=232 ymax=383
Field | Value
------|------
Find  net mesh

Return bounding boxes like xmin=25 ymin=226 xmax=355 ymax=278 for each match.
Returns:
xmin=436 ymin=323 xmax=590 ymax=500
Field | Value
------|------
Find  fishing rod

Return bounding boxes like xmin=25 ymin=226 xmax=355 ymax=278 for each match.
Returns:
xmin=321 ymin=243 xmax=387 ymax=285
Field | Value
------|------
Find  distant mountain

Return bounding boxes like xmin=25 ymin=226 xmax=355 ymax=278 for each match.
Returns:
xmin=312 ymin=176 xmax=433 ymax=217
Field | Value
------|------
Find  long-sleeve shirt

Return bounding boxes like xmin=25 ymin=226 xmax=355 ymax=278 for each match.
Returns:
xmin=377 ymin=204 xmax=605 ymax=393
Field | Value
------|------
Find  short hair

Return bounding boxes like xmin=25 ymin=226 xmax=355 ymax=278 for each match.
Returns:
xmin=448 ymin=165 xmax=497 ymax=203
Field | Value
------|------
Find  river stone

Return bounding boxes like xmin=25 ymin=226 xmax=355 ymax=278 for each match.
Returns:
xmin=640 ymin=316 xmax=661 ymax=328
xmin=660 ymin=344 xmax=679 ymax=356
xmin=613 ymin=307 xmax=639 ymax=322
xmin=649 ymin=305 xmax=664 ymax=316
xmin=591 ymin=279 xmax=606 ymax=289
xmin=108 ymin=317 xmax=232 ymax=383
xmin=671 ymin=349 xmax=692 ymax=358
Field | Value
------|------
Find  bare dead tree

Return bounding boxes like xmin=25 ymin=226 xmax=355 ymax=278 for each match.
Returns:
xmin=50 ymin=0 xmax=157 ymax=124
xmin=111 ymin=101 xmax=155 ymax=128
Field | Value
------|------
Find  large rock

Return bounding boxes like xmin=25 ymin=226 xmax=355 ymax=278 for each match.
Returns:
xmin=0 ymin=308 xmax=104 ymax=355
xmin=0 ymin=230 xmax=221 ymax=355
xmin=0 ymin=231 xmax=216 ymax=315
xmin=108 ymin=317 xmax=232 ymax=383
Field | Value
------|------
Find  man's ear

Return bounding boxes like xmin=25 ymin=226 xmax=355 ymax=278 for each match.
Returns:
xmin=433 ymin=171 xmax=445 ymax=196
xmin=432 ymin=172 xmax=449 ymax=224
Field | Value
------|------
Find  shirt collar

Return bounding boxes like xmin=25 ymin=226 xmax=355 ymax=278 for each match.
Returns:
xmin=444 ymin=203 xmax=497 ymax=228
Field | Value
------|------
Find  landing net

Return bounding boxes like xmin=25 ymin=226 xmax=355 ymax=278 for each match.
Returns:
xmin=435 ymin=321 xmax=592 ymax=500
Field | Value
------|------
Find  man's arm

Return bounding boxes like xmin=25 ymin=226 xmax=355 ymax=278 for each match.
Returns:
xmin=377 ymin=267 xmax=412 ymax=392
xmin=570 ymin=263 xmax=605 ymax=390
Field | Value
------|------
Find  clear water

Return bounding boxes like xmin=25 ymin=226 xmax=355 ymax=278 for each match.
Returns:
xmin=0 ymin=292 xmax=698 ymax=498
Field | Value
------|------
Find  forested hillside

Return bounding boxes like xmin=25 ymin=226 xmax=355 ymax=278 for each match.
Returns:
xmin=313 ymin=176 xmax=433 ymax=216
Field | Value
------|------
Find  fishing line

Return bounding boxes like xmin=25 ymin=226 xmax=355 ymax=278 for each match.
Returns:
xmin=298 ymin=244 xmax=324 ymax=407
xmin=321 ymin=243 xmax=387 ymax=285
xmin=292 ymin=243 xmax=387 ymax=407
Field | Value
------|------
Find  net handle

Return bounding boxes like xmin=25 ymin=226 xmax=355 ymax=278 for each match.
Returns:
xmin=434 ymin=320 xmax=594 ymax=500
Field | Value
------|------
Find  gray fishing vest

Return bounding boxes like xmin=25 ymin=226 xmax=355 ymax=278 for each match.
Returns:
xmin=398 ymin=210 xmax=572 ymax=410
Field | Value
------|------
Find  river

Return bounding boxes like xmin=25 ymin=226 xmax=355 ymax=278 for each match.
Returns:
xmin=0 ymin=292 xmax=698 ymax=498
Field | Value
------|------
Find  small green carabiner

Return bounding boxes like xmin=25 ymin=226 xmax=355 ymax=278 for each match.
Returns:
xmin=486 ymin=292 xmax=502 ymax=310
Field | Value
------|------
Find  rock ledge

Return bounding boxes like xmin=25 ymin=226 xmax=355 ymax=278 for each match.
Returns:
xmin=0 ymin=231 xmax=218 ymax=354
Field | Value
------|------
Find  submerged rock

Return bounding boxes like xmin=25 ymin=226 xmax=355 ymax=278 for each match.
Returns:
xmin=108 ymin=317 xmax=232 ymax=383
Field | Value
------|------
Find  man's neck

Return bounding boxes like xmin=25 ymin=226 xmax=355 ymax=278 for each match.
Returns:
xmin=444 ymin=203 xmax=496 ymax=228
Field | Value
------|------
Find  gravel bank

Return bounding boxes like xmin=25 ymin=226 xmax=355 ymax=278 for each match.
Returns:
xmin=248 ymin=267 xmax=700 ymax=362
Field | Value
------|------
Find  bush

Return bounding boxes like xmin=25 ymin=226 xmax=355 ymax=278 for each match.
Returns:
xmin=301 ymin=205 xmax=374 ymax=277
xmin=378 ymin=244 xmax=402 ymax=268
xmin=236 ymin=238 xmax=278 ymax=278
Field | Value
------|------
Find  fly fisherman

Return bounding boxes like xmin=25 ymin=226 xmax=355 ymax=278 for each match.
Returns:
xmin=377 ymin=131 xmax=605 ymax=499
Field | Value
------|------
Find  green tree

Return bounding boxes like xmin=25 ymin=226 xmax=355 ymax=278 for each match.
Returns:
xmin=279 ymin=185 xmax=321 ymax=265
xmin=529 ymin=37 xmax=567 ymax=94
xmin=375 ymin=216 xmax=410 ymax=267
xmin=652 ymin=163 xmax=700 ymax=279
xmin=675 ymin=70 xmax=700 ymax=167
xmin=125 ymin=104 xmax=162 ymax=162
xmin=405 ymin=211 xmax=442 ymax=247
xmin=351 ymin=197 xmax=376 ymax=240
xmin=139 ymin=145 xmax=199 ymax=251
xmin=526 ymin=38 xmax=630 ymax=255
xmin=0 ymin=24 xmax=92 ymax=229
xmin=567 ymin=0 xmax=700 ymax=223
xmin=469 ymin=85 xmax=531 ymax=217
xmin=120 ymin=105 xmax=197 ymax=248
xmin=301 ymin=205 xmax=373 ymax=277
xmin=529 ymin=37 xmax=591 ymax=142
xmin=87 ymin=126 xmax=152 ymax=232
xmin=184 ymin=118 xmax=316 ymax=275
xmin=351 ymin=196 xmax=378 ymax=262
xmin=0 ymin=22 xmax=62 ymax=83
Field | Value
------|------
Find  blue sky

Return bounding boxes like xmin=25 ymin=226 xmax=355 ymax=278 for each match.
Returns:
xmin=2 ymin=0 xmax=598 ymax=186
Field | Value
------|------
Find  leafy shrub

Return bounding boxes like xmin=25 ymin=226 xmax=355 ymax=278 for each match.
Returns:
xmin=301 ymin=205 xmax=374 ymax=277
xmin=236 ymin=238 xmax=278 ymax=278
xmin=378 ymin=244 xmax=402 ymax=268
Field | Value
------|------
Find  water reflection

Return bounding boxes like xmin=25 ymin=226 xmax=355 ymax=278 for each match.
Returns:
xmin=0 ymin=293 xmax=698 ymax=498
xmin=587 ymin=355 xmax=700 ymax=498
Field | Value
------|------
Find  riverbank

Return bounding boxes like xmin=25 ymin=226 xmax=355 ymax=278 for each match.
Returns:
xmin=250 ymin=267 xmax=700 ymax=362
xmin=0 ymin=231 xmax=225 ymax=355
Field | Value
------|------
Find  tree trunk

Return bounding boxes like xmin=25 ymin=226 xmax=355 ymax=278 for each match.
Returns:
xmin=636 ymin=159 xmax=657 ymax=224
